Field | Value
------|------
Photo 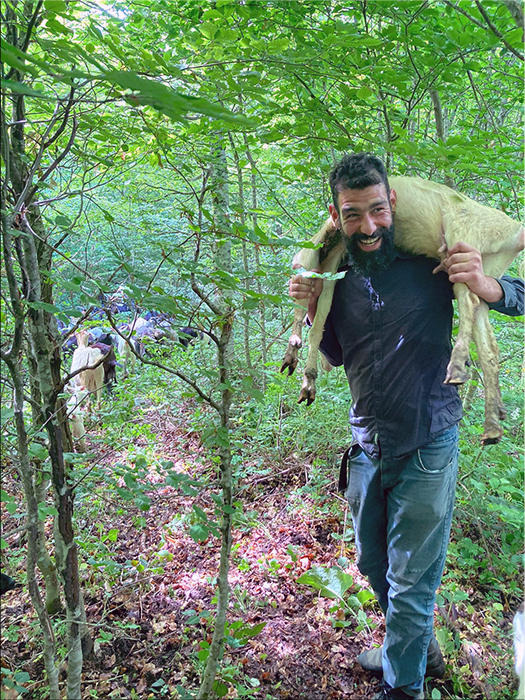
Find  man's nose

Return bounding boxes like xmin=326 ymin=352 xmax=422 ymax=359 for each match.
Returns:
xmin=360 ymin=214 xmax=377 ymax=236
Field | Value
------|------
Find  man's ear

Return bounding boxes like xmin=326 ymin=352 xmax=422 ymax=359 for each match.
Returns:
xmin=329 ymin=203 xmax=340 ymax=229
xmin=389 ymin=188 xmax=397 ymax=213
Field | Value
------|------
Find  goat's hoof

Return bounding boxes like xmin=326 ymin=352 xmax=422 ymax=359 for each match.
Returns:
xmin=481 ymin=430 xmax=503 ymax=446
xmin=481 ymin=418 xmax=504 ymax=445
xmin=280 ymin=355 xmax=298 ymax=376
xmin=298 ymin=388 xmax=316 ymax=405
xmin=444 ymin=362 xmax=469 ymax=385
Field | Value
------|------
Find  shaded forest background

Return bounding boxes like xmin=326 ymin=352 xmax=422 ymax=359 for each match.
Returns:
xmin=1 ymin=1 xmax=523 ymax=699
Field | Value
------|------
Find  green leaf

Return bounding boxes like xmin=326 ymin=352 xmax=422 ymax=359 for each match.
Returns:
xmin=296 ymin=566 xmax=354 ymax=601
xmin=103 ymin=70 xmax=253 ymax=126
xmin=1 ymin=408 xmax=14 ymax=422
xmin=14 ymin=671 xmax=31 ymax=683
xmin=0 ymin=43 xmax=39 ymax=76
xmin=199 ymin=22 xmax=217 ymax=40
xmin=189 ymin=524 xmax=209 ymax=542
xmin=1 ymin=80 xmax=47 ymax=98
xmin=232 ymin=622 xmax=266 ymax=640
xmin=294 ymin=268 xmax=347 ymax=281
xmin=26 ymin=300 xmax=62 ymax=315
xmin=46 ymin=18 xmax=73 ymax=35
xmin=212 ymin=681 xmax=228 ymax=698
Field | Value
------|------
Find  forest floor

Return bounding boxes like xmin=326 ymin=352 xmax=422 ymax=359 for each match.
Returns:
xmin=1 ymin=405 xmax=519 ymax=700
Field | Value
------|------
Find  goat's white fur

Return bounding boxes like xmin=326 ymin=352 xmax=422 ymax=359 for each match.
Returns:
xmin=116 ymin=335 xmax=138 ymax=377
xmin=282 ymin=176 xmax=524 ymax=444
xmin=66 ymin=387 xmax=88 ymax=452
xmin=70 ymin=330 xmax=105 ymax=409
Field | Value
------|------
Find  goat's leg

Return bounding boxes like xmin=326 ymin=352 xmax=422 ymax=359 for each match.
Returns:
xmin=298 ymin=280 xmax=336 ymax=405
xmin=445 ymin=282 xmax=478 ymax=385
xmin=472 ymin=302 xmax=506 ymax=445
xmin=281 ymin=303 xmax=307 ymax=376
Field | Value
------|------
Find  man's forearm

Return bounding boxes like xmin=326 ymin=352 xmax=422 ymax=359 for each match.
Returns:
xmin=477 ymin=276 xmax=504 ymax=304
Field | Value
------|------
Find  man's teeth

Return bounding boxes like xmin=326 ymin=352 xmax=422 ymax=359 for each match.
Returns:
xmin=360 ymin=236 xmax=379 ymax=246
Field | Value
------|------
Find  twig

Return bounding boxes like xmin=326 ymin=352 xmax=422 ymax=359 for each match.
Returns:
xmin=474 ymin=0 xmax=524 ymax=61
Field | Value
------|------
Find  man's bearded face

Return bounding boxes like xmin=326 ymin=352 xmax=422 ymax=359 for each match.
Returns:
xmin=345 ymin=221 xmax=397 ymax=276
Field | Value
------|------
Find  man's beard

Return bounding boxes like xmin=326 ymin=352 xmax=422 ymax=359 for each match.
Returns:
xmin=345 ymin=223 xmax=397 ymax=276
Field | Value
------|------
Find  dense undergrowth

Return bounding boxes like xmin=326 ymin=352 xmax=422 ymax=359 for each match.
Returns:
xmin=2 ymin=309 xmax=523 ymax=698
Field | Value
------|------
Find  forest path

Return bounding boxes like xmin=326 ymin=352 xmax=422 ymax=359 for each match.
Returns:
xmin=1 ymin=403 xmax=516 ymax=699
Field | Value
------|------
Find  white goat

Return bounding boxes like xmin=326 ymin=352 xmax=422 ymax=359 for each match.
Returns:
xmin=70 ymin=330 xmax=105 ymax=409
xmin=282 ymin=177 xmax=524 ymax=445
xmin=116 ymin=334 xmax=138 ymax=377
xmin=66 ymin=387 xmax=88 ymax=452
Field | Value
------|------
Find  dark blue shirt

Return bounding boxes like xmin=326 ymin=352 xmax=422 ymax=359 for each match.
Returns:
xmin=319 ymin=251 xmax=522 ymax=460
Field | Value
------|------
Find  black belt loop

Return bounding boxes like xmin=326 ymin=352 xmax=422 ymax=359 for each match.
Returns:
xmin=338 ymin=441 xmax=361 ymax=494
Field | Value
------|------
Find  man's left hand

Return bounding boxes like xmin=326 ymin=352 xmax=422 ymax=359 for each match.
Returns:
xmin=434 ymin=241 xmax=503 ymax=303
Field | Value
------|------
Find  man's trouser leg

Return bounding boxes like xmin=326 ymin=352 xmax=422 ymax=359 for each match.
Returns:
xmin=346 ymin=426 xmax=459 ymax=696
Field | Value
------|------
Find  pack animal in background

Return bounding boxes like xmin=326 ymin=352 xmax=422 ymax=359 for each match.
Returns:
xmin=282 ymin=176 xmax=524 ymax=445
xmin=178 ymin=326 xmax=210 ymax=350
xmin=115 ymin=328 xmax=140 ymax=377
xmin=70 ymin=330 xmax=105 ymax=409
xmin=66 ymin=387 xmax=88 ymax=452
xmin=90 ymin=342 xmax=118 ymax=390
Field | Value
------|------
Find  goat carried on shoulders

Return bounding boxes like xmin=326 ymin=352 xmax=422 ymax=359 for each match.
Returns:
xmin=282 ymin=176 xmax=524 ymax=445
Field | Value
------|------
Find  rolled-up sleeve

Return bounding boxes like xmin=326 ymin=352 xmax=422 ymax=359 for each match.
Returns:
xmin=487 ymin=276 xmax=524 ymax=317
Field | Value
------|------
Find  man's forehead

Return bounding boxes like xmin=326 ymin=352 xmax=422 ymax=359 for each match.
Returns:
xmin=338 ymin=183 xmax=389 ymax=210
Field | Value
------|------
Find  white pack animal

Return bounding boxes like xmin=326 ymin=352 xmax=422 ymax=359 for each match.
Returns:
xmin=115 ymin=325 xmax=141 ymax=378
xmin=70 ymin=330 xmax=105 ymax=409
xmin=66 ymin=387 xmax=88 ymax=452
xmin=282 ymin=177 xmax=523 ymax=445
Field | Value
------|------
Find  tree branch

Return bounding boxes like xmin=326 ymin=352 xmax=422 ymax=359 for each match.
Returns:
xmin=443 ymin=1 xmax=524 ymax=61
xmin=26 ymin=114 xmax=78 ymax=206
xmin=474 ymin=0 xmax=523 ymax=61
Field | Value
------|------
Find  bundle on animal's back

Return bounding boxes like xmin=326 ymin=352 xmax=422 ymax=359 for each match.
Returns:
xmin=282 ymin=176 xmax=523 ymax=445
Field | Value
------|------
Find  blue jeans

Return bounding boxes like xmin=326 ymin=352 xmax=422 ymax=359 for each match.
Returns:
xmin=346 ymin=426 xmax=459 ymax=695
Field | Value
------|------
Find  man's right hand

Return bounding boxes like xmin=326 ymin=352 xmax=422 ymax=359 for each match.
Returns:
xmin=289 ymin=264 xmax=323 ymax=321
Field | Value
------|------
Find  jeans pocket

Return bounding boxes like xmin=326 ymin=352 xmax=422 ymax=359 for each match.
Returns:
xmin=417 ymin=427 xmax=458 ymax=473
xmin=345 ymin=446 xmax=368 ymax=513
xmin=338 ymin=442 xmax=362 ymax=493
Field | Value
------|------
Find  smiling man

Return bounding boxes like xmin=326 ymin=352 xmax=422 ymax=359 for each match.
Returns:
xmin=328 ymin=172 xmax=397 ymax=275
xmin=289 ymin=153 xmax=524 ymax=699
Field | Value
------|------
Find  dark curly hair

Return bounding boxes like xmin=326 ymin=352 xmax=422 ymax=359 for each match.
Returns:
xmin=329 ymin=153 xmax=390 ymax=211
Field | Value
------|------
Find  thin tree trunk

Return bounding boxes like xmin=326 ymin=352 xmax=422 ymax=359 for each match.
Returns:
xmin=26 ymin=352 xmax=62 ymax=614
xmin=244 ymin=135 xmax=267 ymax=388
xmin=429 ymin=89 xmax=454 ymax=189
xmin=198 ymin=136 xmax=236 ymax=698
xmin=1 ymin=208 xmax=61 ymax=699
xmin=229 ymin=132 xmax=253 ymax=370
xmin=198 ymin=316 xmax=234 ymax=699
xmin=21 ymin=217 xmax=85 ymax=698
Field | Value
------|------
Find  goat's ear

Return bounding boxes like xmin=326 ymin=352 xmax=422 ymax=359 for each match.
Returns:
xmin=328 ymin=203 xmax=340 ymax=229
xmin=389 ymin=187 xmax=397 ymax=213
